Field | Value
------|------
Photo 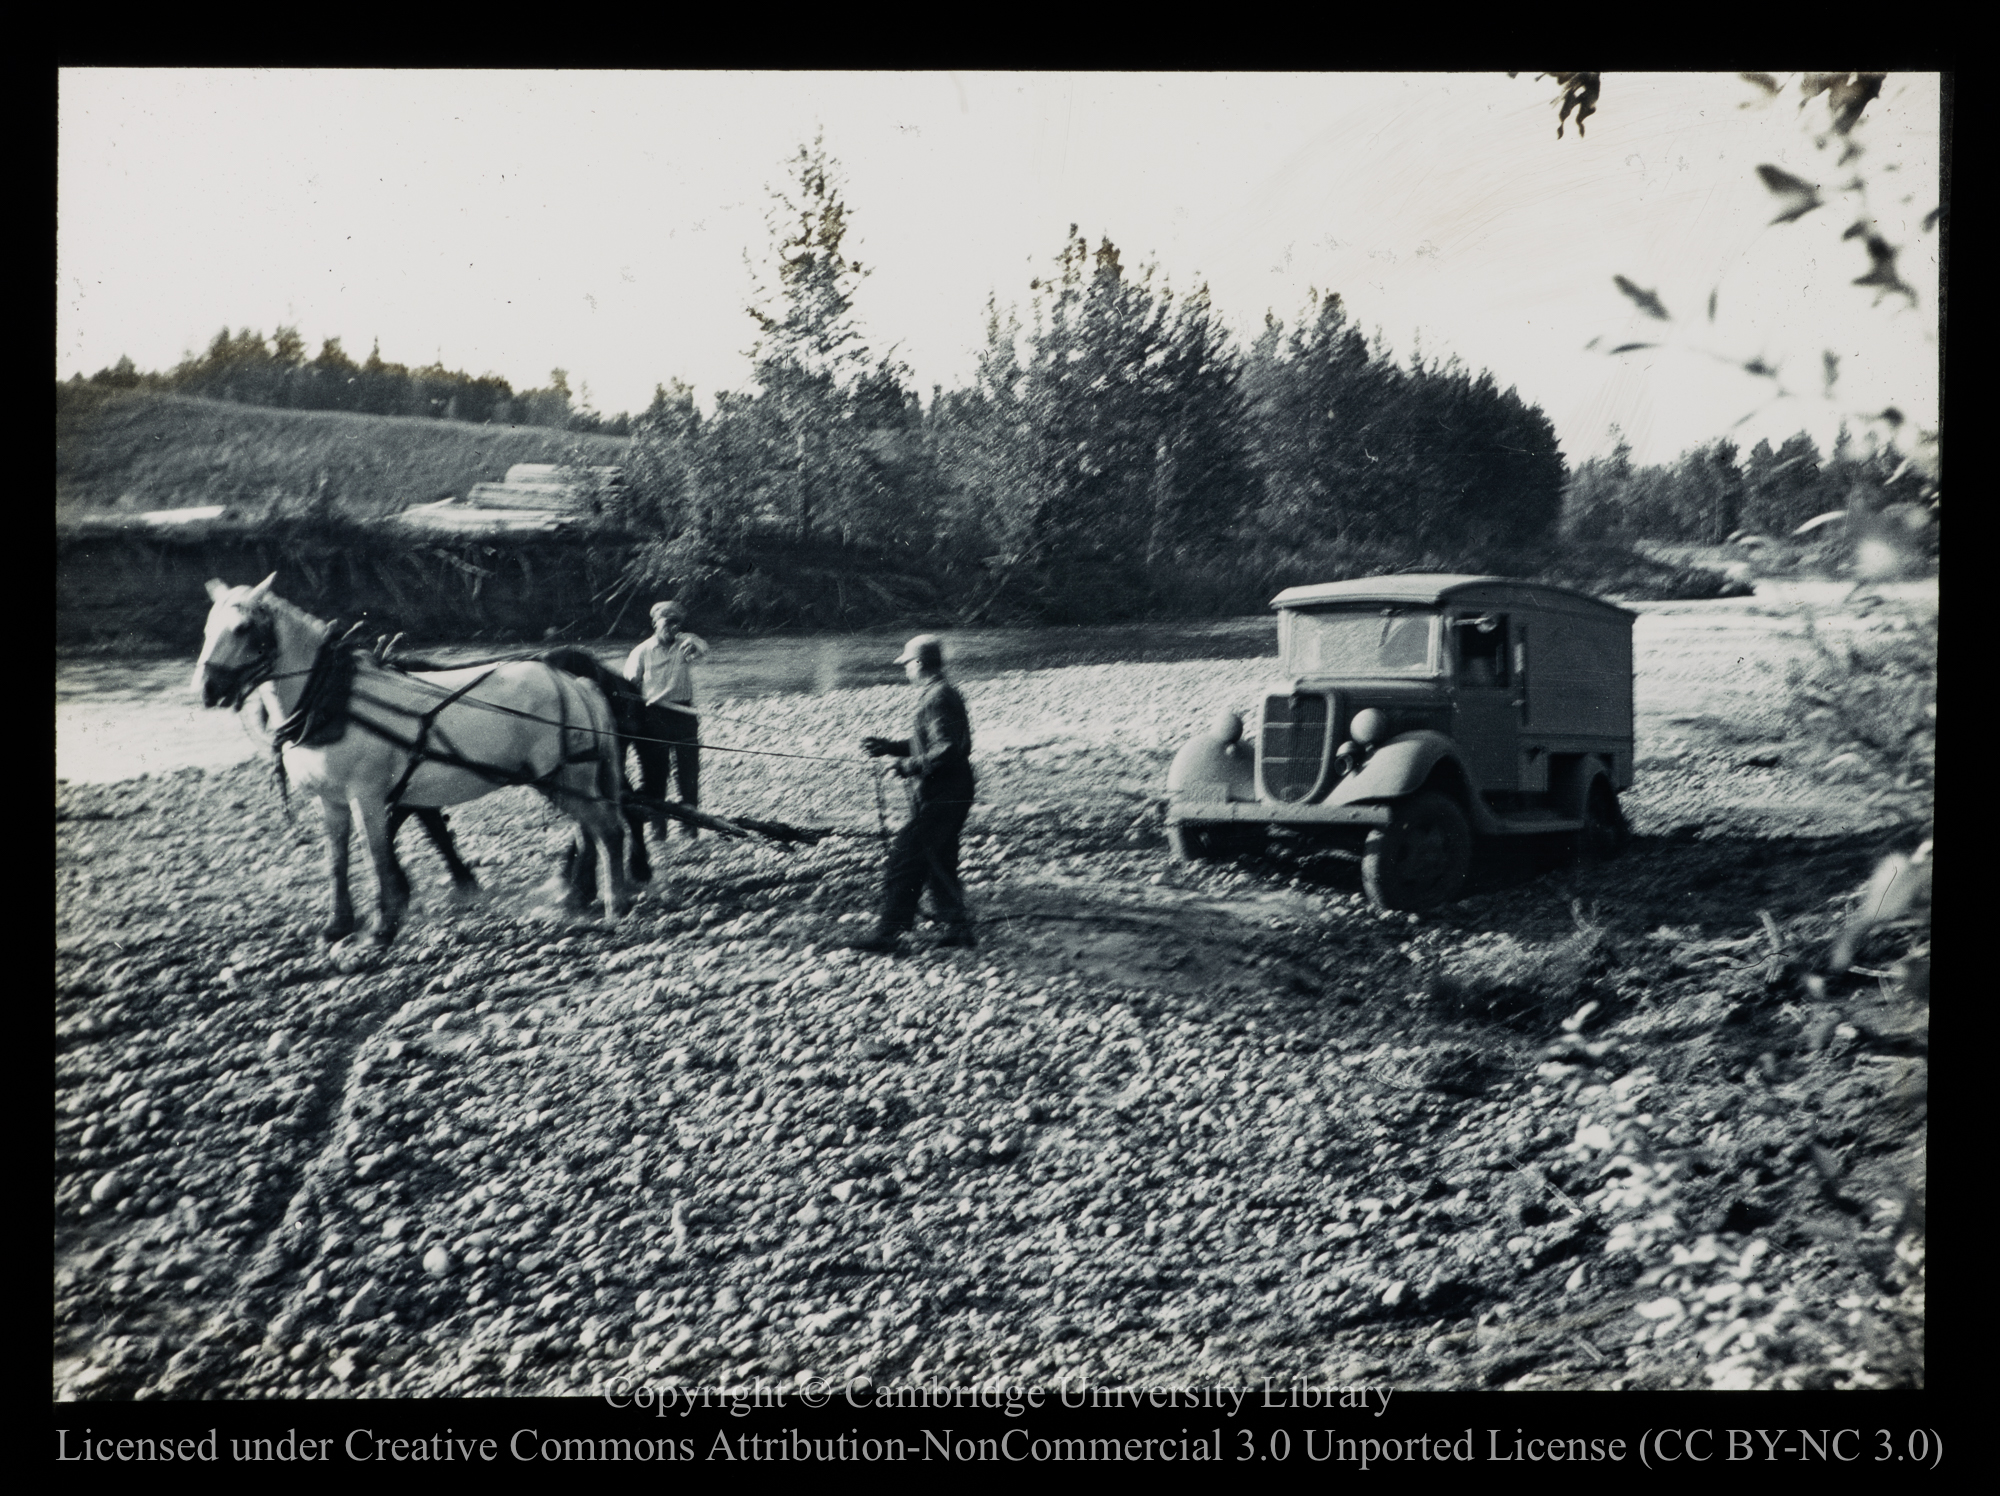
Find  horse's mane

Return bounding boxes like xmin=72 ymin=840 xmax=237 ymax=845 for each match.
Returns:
xmin=370 ymin=643 xmax=614 ymax=678
xmin=534 ymin=646 xmax=628 ymax=692
xmin=256 ymin=590 xmax=336 ymax=646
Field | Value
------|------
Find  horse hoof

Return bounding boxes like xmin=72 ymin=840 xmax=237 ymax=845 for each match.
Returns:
xmin=322 ymin=920 xmax=357 ymax=943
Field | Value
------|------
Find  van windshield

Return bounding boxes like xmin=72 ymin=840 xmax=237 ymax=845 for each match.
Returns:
xmin=1282 ymin=607 xmax=1437 ymax=675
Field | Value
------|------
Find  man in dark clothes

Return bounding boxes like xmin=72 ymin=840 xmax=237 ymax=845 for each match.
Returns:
xmin=849 ymin=634 xmax=977 ymax=954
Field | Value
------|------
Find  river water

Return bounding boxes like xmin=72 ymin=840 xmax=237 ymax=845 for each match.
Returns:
xmin=54 ymin=619 xmax=1278 ymax=784
xmin=53 ymin=580 xmax=1931 ymax=786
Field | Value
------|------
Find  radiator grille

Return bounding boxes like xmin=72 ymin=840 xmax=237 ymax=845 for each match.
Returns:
xmin=1258 ymin=692 xmax=1334 ymax=803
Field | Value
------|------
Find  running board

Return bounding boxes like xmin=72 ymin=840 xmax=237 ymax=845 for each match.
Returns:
xmin=1174 ymin=801 xmax=1583 ymax=836
xmin=1485 ymin=813 xmax=1586 ymax=836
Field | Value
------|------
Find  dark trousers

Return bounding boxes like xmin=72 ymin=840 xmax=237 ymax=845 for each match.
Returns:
xmin=878 ymin=793 xmax=973 ymax=934
xmin=634 ymin=702 xmax=699 ymax=830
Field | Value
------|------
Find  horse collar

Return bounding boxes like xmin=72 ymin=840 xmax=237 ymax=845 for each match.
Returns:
xmin=270 ymin=632 xmax=361 ymax=751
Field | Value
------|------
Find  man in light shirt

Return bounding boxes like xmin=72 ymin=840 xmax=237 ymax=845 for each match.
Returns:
xmin=623 ymin=601 xmax=710 ymax=842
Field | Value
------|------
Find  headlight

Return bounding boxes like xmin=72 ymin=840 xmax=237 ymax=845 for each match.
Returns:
xmin=1350 ymin=708 xmax=1389 ymax=745
xmin=1210 ymin=710 xmax=1244 ymax=746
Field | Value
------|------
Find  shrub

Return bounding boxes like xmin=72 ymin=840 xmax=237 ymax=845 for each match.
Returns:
xmin=1785 ymin=590 xmax=1935 ymax=990
xmin=1785 ymin=593 xmax=1936 ymax=832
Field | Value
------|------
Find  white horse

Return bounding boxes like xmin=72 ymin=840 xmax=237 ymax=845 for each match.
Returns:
xmin=194 ymin=574 xmax=631 ymax=945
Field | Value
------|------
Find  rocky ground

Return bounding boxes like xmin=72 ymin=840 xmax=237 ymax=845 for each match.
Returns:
xmin=53 ymin=596 xmax=1928 ymax=1400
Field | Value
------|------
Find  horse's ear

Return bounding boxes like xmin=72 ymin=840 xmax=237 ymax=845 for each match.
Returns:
xmin=249 ymin=573 xmax=277 ymax=599
xmin=205 ymin=578 xmax=229 ymax=602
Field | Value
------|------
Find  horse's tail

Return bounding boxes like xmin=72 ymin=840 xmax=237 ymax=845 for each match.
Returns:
xmin=532 ymin=661 xmax=621 ymax=810
xmin=580 ymin=678 xmax=628 ymax=809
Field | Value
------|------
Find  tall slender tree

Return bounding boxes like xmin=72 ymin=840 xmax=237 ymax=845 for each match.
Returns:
xmin=745 ymin=135 xmax=876 ymax=545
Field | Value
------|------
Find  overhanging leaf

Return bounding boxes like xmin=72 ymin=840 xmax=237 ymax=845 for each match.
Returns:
xmin=1756 ymin=164 xmax=1823 ymax=223
xmin=1542 ymin=72 xmax=1601 ymax=139
xmin=1802 ymin=72 xmax=1886 ymax=136
xmin=1853 ymin=235 xmax=1915 ymax=300
xmin=1613 ymin=276 xmax=1670 ymax=321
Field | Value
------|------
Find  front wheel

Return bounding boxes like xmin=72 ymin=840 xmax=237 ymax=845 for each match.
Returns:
xmin=1362 ymin=791 xmax=1472 ymax=912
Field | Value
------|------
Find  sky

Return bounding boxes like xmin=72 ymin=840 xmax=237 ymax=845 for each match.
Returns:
xmin=57 ymin=70 xmax=1941 ymax=468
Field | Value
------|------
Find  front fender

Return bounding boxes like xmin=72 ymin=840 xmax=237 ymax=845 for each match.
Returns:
xmin=1167 ymin=734 xmax=1256 ymax=806
xmin=1327 ymin=730 xmax=1458 ymax=806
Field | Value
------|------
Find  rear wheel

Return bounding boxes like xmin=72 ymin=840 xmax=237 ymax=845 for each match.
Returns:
xmin=1362 ymin=791 xmax=1472 ymax=912
xmin=1576 ymin=779 xmax=1630 ymax=862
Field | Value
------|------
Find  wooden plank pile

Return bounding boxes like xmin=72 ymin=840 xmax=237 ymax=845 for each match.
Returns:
xmin=465 ymin=463 xmax=628 ymax=510
xmin=393 ymin=464 xmax=628 ymax=534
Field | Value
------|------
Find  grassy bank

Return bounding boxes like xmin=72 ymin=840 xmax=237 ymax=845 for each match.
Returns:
xmin=57 ymin=386 xmax=628 ymax=518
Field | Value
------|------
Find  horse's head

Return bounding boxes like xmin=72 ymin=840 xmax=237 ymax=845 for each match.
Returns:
xmin=194 ymin=573 xmax=279 ymax=707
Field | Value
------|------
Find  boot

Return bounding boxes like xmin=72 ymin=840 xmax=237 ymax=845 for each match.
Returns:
xmin=843 ymin=926 xmax=904 ymax=955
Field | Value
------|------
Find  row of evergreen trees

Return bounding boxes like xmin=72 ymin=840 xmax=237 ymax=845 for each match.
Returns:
xmin=79 ymin=332 xmax=625 ymax=433
xmin=1561 ymin=427 xmax=1930 ymax=547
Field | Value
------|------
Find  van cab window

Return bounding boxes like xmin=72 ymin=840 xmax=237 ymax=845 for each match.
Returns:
xmin=1453 ymin=614 xmax=1510 ymax=687
xmin=1282 ymin=607 xmax=1437 ymax=675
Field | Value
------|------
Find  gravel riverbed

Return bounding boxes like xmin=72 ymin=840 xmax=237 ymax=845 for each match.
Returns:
xmin=54 ymin=600 xmax=1927 ymax=1399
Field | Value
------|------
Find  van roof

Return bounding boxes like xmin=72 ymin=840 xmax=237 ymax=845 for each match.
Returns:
xmin=1270 ymin=574 xmax=1635 ymax=620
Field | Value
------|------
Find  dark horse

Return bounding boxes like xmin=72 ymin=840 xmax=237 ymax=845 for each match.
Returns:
xmin=537 ymin=647 xmax=657 ymax=902
xmin=383 ymin=647 xmax=655 ymax=905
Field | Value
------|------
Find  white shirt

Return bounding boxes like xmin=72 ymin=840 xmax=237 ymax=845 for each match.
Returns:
xmin=623 ymin=632 xmax=709 ymax=707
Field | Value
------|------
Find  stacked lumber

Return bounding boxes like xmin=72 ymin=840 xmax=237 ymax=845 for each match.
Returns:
xmin=391 ymin=463 xmax=628 ymax=533
xmin=464 ymin=463 xmax=628 ymax=510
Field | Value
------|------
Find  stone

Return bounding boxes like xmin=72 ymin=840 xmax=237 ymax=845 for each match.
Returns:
xmin=340 ymin=1281 xmax=382 ymax=1324
xmin=424 ymin=1246 xmax=455 ymax=1278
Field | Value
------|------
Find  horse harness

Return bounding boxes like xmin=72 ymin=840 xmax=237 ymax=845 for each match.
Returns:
xmin=265 ymin=629 xmax=607 ymax=809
